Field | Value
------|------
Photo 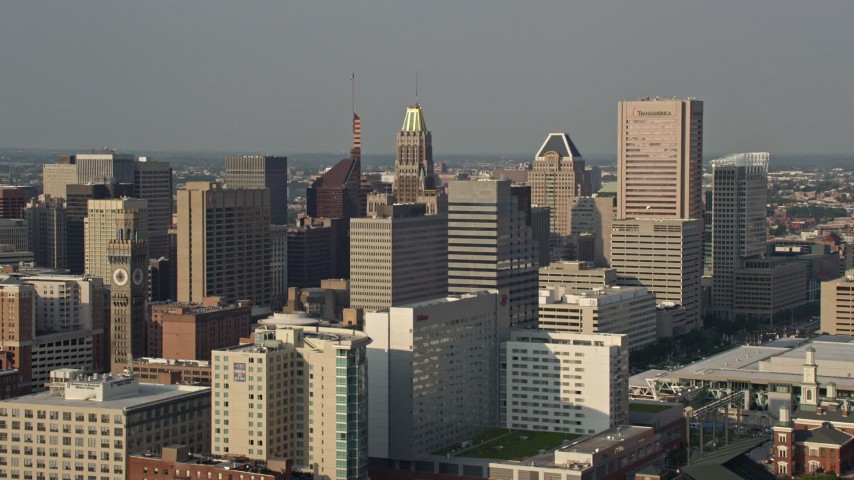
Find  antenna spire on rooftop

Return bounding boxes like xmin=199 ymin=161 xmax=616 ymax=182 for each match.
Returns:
xmin=350 ymin=73 xmax=355 ymax=116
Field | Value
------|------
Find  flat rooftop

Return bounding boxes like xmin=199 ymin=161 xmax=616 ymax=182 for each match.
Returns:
xmin=638 ymin=336 xmax=854 ymax=391
xmin=557 ymin=425 xmax=649 ymax=455
xmin=0 ymin=383 xmax=209 ymax=410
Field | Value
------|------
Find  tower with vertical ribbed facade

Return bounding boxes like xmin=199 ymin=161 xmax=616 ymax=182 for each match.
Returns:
xmin=711 ymin=153 xmax=769 ymax=320
xmin=394 ymin=104 xmax=435 ymax=203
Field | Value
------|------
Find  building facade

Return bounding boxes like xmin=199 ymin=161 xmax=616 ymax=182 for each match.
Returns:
xmin=0 ymin=219 xmax=29 ymax=253
xmin=350 ymin=204 xmax=447 ymax=311
xmin=822 ymin=271 xmax=854 ymax=335
xmin=0 ymin=370 xmax=210 ymax=480
xmin=65 ymin=183 xmax=134 ymax=275
xmin=148 ymin=298 xmax=252 ymax=361
xmin=0 ymin=187 xmax=37 ymax=220
xmin=529 ymin=133 xmax=589 ymax=260
xmin=25 ymin=196 xmax=67 ymax=270
xmin=107 ymin=236 xmax=148 ymax=372
xmin=177 ymin=182 xmax=272 ymax=308
xmin=610 ymin=218 xmax=703 ymax=335
xmin=394 ymin=104 xmax=435 ymax=203
xmin=225 ymin=155 xmax=288 ymax=226
xmin=75 ymin=153 xmax=136 ymax=185
xmin=617 ymin=98 xmax=704 ymax=220
xmin=270 ymin=224 xmax=288 ymax=310
xmin=42 ymin=162 xmax=78 ymax=200
xmin=134 ymin=158 xmax=173 ymax=259
xmin=537 ymin=286 xmax=657 ymax=350
xmin=539 ymin=261 xmax=617 ymax=294
xmin=22 ymin=274 xmax=106 ymax=388
xmin=84 ymin=197 xmax=148 ymax=286
xmin=711 ymin=153 xmax=769 ymax=320
xmin=567 ymin=196 xmax=613 ymax=266
xmin=448 ymin=181 xmax=539 ymax=325
xmin=212 ymin=322 xmax=370 ymax=480
xmin=503 ymin=331 xmax=629 ymax=435
xmin=286 ymin=217 xmax=337 ymax=288
xmin=365 ymin=292 xmax=509 ymax=461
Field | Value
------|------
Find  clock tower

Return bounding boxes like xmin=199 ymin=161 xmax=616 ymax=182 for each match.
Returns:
xmin=107 ymin=232 xmax=148 ymax=373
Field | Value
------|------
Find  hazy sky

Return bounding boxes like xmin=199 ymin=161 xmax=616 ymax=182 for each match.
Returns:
xmin=1 ymin=1 xmax=853 ymax=156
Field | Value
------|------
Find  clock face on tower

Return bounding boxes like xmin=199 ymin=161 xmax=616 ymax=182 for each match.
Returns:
xmin=132 ymin=268 xmax=144 ymax=286
xmin=113 ymin=268 xmax=129 ymax=286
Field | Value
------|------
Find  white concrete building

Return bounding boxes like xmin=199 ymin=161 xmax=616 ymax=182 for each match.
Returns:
xmin=537 ymin=286 xmax=657 ymax=350
xmin=365 ymin=291 xmax=509 ymax=461
xmin=503 ymin=331 xmax=629 ymax=435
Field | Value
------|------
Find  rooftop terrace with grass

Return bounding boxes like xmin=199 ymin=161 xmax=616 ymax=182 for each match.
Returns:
xmin=434 ymin=428 xmax=582 ymax=461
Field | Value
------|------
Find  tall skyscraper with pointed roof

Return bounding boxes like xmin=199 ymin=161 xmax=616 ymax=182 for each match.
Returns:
xmin=394 ymin=104 xmax=435 ymax=203
xmin=529 ymin=132 xmax=590 ymax=260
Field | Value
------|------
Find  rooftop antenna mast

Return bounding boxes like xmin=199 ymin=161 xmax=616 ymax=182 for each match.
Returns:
xmin=415 ymin=71 xmax=419 ymax=106
xmin=351 ymin=73 xmax=355 ymax=116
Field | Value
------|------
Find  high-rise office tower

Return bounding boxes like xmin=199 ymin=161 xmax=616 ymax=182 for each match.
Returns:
xmin=212 ymin=321 xmax=370 ymax=479
xmin=84 ymin=198 xmax=148 ymax=286
xmin=106 ymin=220 xmax=149 ymax=372
xmin=617 ymin=99 xmax=704 ymax=220
xmin=67 ymin=183 xmax=134 ymax=274
xmin=610 ymin=218 xmax=703 ymax=335
xmin=286 ymin=216 xmax=337 ymax=288
xmin=134 ymin=158 xmax=173 ymax=259
xmin=270 ymin=224 xmax=288 ymax=310
xmin=224 ymin=155 xmax=288 ymax=225
xmin=350 ymin=204 xmax=447 ymax=311
xmin=177 ymin=182 xmax=271 ymax=308
xmin=42 ymin=154 xmax=78 ymax=199
xmin=448 ymin=180 xmax=539 ymax=325
xmin=529 ymin=133 xmax=589 ymax=260
xmin=394 ymin=103 xmax=435 ymax=203
xmin=0 ymin=186 xmax=37 ymax=219
xmin=24 ymin=196 xmax=67 ymax=270
xmin=711 ymin=153 xmax=769 ymax=320
xmin=75 ymin=152 xmax=136 ymax=185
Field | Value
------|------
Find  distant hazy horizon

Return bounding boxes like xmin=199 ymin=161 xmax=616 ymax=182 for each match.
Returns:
xmin=2 ymin=1 xmax=852 ymax=156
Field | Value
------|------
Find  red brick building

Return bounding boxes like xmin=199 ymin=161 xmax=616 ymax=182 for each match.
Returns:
xmin=772 ymin=346 xmax=854 ymax=476
xmin=0 ymin=186 xmax=37 ymax=219
xmin=774 ymin=411 xmax=854 ymax=476
xmin=128 ymin=446 xmax=292 ymax=480
xmin=147 ymin=297 xmax=252 ymax=360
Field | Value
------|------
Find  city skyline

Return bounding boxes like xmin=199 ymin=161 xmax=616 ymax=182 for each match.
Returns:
xmin=1 ymin=1 xmax=853 ymax=156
